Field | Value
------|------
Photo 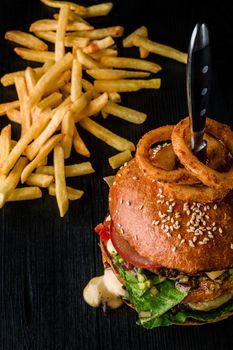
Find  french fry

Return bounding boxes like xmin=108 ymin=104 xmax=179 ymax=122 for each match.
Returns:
xmin=79 ymin=117 xmax=135 ymax=151
xmin=60 ymin=82 xmax=71 ymax=95
xmin=108 ymin=150 xmax=133 ymax=169
xmin=0 ymin=157 xmax=28 ymax=208
xmin=53 ymin=145 xmax=68 ymax=217
xmin=108 ymin=92 xmax=121 ymax=103
xmin=26 ymin=52 xmax=72 ymax=109
xmin=36 ymin=162 xmax=95 ymax=177
xmin=0 ymin=61 xmax=54 ymax=87
xmin=5 ymin=30 xmax=48 ymax=51
xmin=82 ymin=2 xmax=113 ymax=18
xmin=26 ymin=173 xmax=54 ymax=187
xmin=103 ymin=101 xmax=147 ymax=124
xmin=26 ymin=106 xmax=69 ymax=160
xmin=83 ymin=36 xmax=115 ymax=54
xmin=35 ymin=31 xmax=90 ymax=48
xmin=40 ymin=0 xmax=86 ymax=15
xmin=7 ymin=187 xmax=42 ymax=201
xmin=0 ymin=124 xmax=11 ymax=165
xmin=103 ymin=175 xmax=114 ymax=187
xmin=48 ymin=183 xmax=84 ymax=200
xmin=123 ymin=25 xmax=148 ymax=47
xmin=74 ymin=92 xmax=108 ymax=122
xmin=132 ymin=35 xmax=188 ymax=64
xmin=30 ymin=19 xmax=93 ymax=32
xmin=71 ymin=57 xmax=82 ymax=102
xmin=55 ymin=5 xmax=69 ymax=61
xmin=45 ymin=69 xmax=71 ymax=95
xmin=73 ymin=125 xmax=90 ymax=157
xmin=61 ymin=111 xmax=74 ymax=159
xmin=33 ymin=92 xmax=63 ymax=117
xmin=70 ymin=89 xmax=93 ymax=115
xmin=1 ymin=112 xmax=50 ymax=175
xmin=94 ymin=78 xmax=161 ymax=92
xmin=14 ymin=76 xmax=30 ymax=134
xmin=76 ymin=48 xmax=100 ymax=69
xmin=123 ymin=26 xmax=149 ymax=59
xmin=25 ymin=66 xmax=37 ymax=94
xmin=37 ymin=156 xmax=48 ymax=167
xmin=68 ymin=26 xmax=124 ymax=39
xmin=14 ymin=47 xmax=55 ymax=63
xmin=21 ymin=134 xmax=63 ymax=183
xmin=0 ymin=100 xmax=20 ymax=116
xmin=89 ymin=48 xmax=118 ymax=60
xmin=6 ymin=109 xmax=21 ymax=124
xmin=100 ymin=56 xmax=161 ymax=73
xmin=86 ymin=68 xmax=150 ymax=80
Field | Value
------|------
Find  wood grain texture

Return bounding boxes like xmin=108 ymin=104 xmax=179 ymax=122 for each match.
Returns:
xmin=1 ymin=1 xmax=233 ymax=349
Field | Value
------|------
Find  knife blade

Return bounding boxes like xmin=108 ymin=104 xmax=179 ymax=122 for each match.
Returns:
xmin=187 ymin=22 xmax=211 ymax=161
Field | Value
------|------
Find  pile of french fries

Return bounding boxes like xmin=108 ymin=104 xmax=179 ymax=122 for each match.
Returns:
xmin=0 ymin=0 xmax=187 ymax=217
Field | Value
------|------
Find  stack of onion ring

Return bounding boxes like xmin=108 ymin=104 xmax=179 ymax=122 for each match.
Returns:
xmin=136 ymin=117 xmax=233 ymax=202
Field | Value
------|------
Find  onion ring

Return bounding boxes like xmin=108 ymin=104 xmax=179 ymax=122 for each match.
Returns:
xmin=136 ymin=125 xmax=197 ymax=184
xmin=172 ymin=118 xmax=233 ymax=190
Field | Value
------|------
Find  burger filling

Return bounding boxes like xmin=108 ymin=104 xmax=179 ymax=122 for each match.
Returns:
xmin=97 ymin=220 xmax=233 ymax=328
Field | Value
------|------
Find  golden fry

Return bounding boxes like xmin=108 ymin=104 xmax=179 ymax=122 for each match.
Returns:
xmin=35 ymin=30 xmax=90 ymax=48
xmin=40 ymin=0 xmax=86 ymax=15
xmin=73 ymin=125 xmax=90 ymax=157
xmin=71 ymin=57 xmax=82 ymax=102
xmin=82 ymin=2 xmax=113 ymax=18
xmin=83 ymin=36 xmax=115 ymax=54
xmin=48 ymin=183 xmax=84 ymax=200
xmin=79 ymin=117 xmax=135 ymax=151
xmin=0 ymin=157 xmax=28 ymax=208
xmin=76 ymin=48 xmax=100 ymax=69
xmin=6 ymin=109 xmax=21 ymax=124
xmin=0 ymin=124 xmax=11 ymax=166
xmin=36 ymin=162 xmax=95 ymax=177
xmin=61 ymin=111 xmax=74 ymax=159
xmin=0 ymin=100 xmax=20 ymax=116
xmin=108 ymin=149 xmax=132 ymax=169
xmin=14 ymin=76 xmax=30 ymax=134
xmin=55 ymin=5 xmax=69 ymax=61
xmin=1 ymin=112 xmax=50 ymax=175
xmin=14 ymin=47 xmax=55 ymax=63
xmin=87 ymin=68 xmax=150 ymax=80
xmin=5 ymin=30 xmax=48 ymax=51
xmin=89 ymin=48 xmax=118 ymax=60
xmin=7 ymin=187 xmax=42 ymax=202
xmin=103 ymin=101 xmax=147 ymax=124
xmin=26 ymin=173 xmax=54 ymax=187
xmin=25 ymin=66 xmax=37 ymax=94
xmin=54 ymin=144 xmax=68 ymax=217
xmin=74 ymin=92 xmax=108 ymax=122
xmin=30 ymin=19 xmax=92 ymax=32
xmin=100 ymin=56 xmax=161 ymax=73
xmin=132 ymin=35 xmax=188 ymax=64
xmin=68 ymin=26 xmax=124 ymax=39
xmin=94 ymin=78 xmax=161 ymax=92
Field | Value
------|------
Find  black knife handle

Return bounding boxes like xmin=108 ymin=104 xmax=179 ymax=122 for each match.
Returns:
xmin=187 ymin=23 xmax=211 ymax=133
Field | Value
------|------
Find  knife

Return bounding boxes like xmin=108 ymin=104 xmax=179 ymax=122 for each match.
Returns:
xmin=187 ymin=22 xmax=211 ymax=161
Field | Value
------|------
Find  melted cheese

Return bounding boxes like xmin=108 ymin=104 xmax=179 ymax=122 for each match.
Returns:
xmin=83 ymin=268 xmax=126 ymax=309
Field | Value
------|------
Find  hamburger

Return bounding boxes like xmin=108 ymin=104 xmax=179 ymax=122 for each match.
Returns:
xmin=86 ymin=117 xmax=233 ymax=328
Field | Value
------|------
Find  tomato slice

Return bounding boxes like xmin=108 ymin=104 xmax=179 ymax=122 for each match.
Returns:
xmin=110 ymin=221 xmax=161 ymax=268
xmin=95 ymin=222 xmax=110 ymax=240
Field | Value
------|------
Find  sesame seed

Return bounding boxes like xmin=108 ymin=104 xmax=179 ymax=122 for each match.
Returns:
xmin=198 ymin=241 xmax=205 ymax=245
xmin=152 ymin=220 xmax=159 ymax=225
xmin=126 ymin=201 xmax=131 ymax=206
xmin=132 ymin=176 xmax=138 ymax=180
xmin=171 ymin=218 xmax=174 ymax=223
xmin=117 ymin=173 xmax=122 ymax=177
xmin=207 ymin=205 xmax=210 ymax=210
xmin=205 ymin=215 xmax=210 ymax=220
xmin=212 ymin=227 xmax=217 ymax=232
xmin=170 ymin=226 xmax=174 ymax=231
xmin=208 ymin=233 xmax=214 ymax=239
xmin=231 ymin=243 xmax=233 ymax=250
xmin=152 ymin=179 xmax=156 ymax=183
xmin=165 ymin=201 xmax=169 ymax=206
xmin=189 ymin=240 xmax=195 ymax=248
xmin=180 ymin=239 xmax=185 ymax=245
xmin=178 ymin=234 xmax=182 ymax=239
xmin=115 ymin=210 xmax=118 ymax=214
xmin=186 ymin=210 xmax=191 ymax=216
xmin=120 ymin=228 xmax=124 ymax=234
xmin=117 ymin=223 xmax=122 ymax=227
xmin=138 ymin=204 xmax=143 ymax=210
xmin=213 ymin=204 xmax=217 ymax=210
xmin=219 ymin=228 xmax=223 ymax=233
xmin=166 ymin=232 xmax=171 ymax=238
xmin=159 ymin=188 xmax=163 ymax=194
xmin=212 ymin=222 xmax=216 ymax=226
xmin=120 ymin=199 xmax=123 ymax=204
xmin=119 ymin=166 xmax=123 ymax=170
xmin=113 ymin=181 xmax=116 ymax=186
xmin=172 ymin=247 xmax=176 ymax=252
xmin=124 ymin=162 xmax=128 ymax=167
xmin=192 ymin=236 xmax=197 ymax=243
xmin=134 ymin=235 xmax=138 ymax=240
xmin=203 ymin=237 xmax=209 ymax=243
xmin=161 ymin=224 xmax=165 ymax=230
xmin=162 ymin=218 xmax=168 ymax=223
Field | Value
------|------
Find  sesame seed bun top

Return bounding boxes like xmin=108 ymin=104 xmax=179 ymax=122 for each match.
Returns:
xmin=109 ymin=158 xmax=233 ymax=273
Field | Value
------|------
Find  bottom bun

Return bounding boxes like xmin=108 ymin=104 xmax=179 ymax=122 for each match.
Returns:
xmin=100 ymin=238 xmax=233 ymax=326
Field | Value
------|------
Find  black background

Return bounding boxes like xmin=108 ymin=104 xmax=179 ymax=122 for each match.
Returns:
xmin=1 ymin=1 xmax=233 ymax=349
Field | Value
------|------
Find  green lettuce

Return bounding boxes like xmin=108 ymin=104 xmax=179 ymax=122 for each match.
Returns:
xmin=113 ymin=255 xmax=233 ymax=329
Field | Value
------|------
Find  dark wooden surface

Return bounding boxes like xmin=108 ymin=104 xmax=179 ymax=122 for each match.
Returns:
xmin=1 ymin=1 xmax=233 ymax=349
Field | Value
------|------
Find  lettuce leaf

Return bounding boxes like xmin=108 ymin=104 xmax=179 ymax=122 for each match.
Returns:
xmin=113 ymin=256 xmax=188 ymax=325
